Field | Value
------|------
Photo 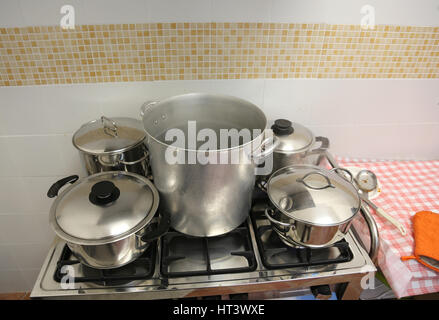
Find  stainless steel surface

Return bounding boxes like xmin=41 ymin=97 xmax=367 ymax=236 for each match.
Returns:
xmin=31 ymin=218 xmax=376 ymax=300
xmin=264 ymin=164 xmax=361 ymax=248
xmin=271 ymin=119 xmax=329 ymax=173
xmin=73 ymin=116 xmax=149 ymax=176
xmin=141 ymin=93 xmax=269 ymax=237
xmin=323 ymin=151 xmax=380 ymax=262
xmin=50 ymin=172 xmax=158 ymax=243
xmin=49 ymin=171 xmax=161 ymax=269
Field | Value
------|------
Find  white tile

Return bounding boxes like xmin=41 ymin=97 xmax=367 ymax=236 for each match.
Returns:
xmin=0 ymin=85 xmax=103 ymax=136
xmin=0 ymin=214 xmax=54 ymax=245
xmin=0 ymin=270 xmax=28 ymax=293
xmin=19 ymin=268 xmax=42 ymax=292
xmin=147 ymin=0 xmax=212 ymax=22
xmin=0 ymin=246 xmax=18 ymax=270
xmin=176 ymin=80 xmax=266 ymax=107
xmin=18 ymin=0 xmax=87 ymax=27
xmin=263 ymin=79 xmax=439 ymax=127
xmin=0 ymin=176 xmax=68 ymax=214
xmin=0 ymin=0 xmax=25 ymax=27
xmin=308 ymin=123 xmax=439 ymax=160
xmin=262 ymin=79 xmax=312 ymax=124
xmin=39 ymin=85 xmax=103 ymax=135
xmin=0 ymin=135 xmax=69 ymax=177
xmin=271 ymin=0 xmax=329 ymax=23
xmin=0 ymin=86 xmax=46 ymax=136
xmin=83 ymin=0 xmax=149 ymax=25
xmin=99 ymin=82 xmax=159 ymax=119
xmin=9 ymin=243 xmax=51 ymax=270
xmin=212 ymin=0 xmax=271 ymax=22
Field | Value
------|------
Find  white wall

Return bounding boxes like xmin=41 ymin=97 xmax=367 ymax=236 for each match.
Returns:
xmin=0 ymin=0 xmax=439 ymax=293
xmin=1 ymin=79 xmax=439 ymax=293
xmin=1 ymin=0 xmax=439 ymax=27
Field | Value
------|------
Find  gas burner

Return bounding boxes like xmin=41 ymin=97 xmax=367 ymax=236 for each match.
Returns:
xmin=161 ymin=225 xmax=256 ymax=277
xmin=250 ymin=201 xmax=353 ymax=269
xmin=53 ymin=241 xmax=156 ymax=286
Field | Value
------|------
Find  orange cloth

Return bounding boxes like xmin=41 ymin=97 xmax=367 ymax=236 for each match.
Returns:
xmin=401 ymin=211 xmax=439 ymax=273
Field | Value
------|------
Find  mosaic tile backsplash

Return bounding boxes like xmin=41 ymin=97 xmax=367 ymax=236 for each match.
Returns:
xmin=1 ymin=22 xmax=438 ymax=86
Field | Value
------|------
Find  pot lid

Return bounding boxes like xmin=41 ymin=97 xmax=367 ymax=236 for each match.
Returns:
xmin=271 ymin=119 xmax=314 ymax=153
xmin=267 ymin=165 xmax=361 ymax=226
xmin=73 ymin=116 xmax=146 ymax=154
xmin=50 ymin=171 xmax=159 ymax=245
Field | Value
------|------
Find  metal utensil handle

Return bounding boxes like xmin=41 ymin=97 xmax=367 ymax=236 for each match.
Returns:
xmin=249 ymin=136 xmax=279 ymax=160
xmin=264 ymin=208 xmax=292 ymax=227
xmin=361 ymin=195 xmax=407 ymax=236
xmin=297 ymin=171 xmax=335 ymax=190
xmin=119 ymin=149 xmax=149 ymax=165
xmin=101 ymin=116 xmax=118 ymax=137
xmin=324 ymin=151 xmax=380 ymax=262
xmin=140 ymin=101 xmax=158 ymax=117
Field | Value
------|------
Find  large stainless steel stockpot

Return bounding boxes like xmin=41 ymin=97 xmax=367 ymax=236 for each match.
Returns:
xmin=264 ymin=165 xmax=362 ymax=248
xmin=140 ymin=93 xmax=275 ymax=237
xmin=73 ymin=116 xmax=149 ymax=176
xmin=270 ymin=119 xmax=329 ymax=173
xmin=47 ymin=171 xmax=170 ymax=269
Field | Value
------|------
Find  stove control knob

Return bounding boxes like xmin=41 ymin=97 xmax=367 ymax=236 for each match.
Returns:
xmin=310 ymin=285 xmax=332 ymax=300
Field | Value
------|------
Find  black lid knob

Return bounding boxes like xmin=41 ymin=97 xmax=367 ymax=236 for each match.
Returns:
xmin=89 ymin=181 xmax=120 ymax=205
xmin=271 ymin=119 xmax=294 ymax=136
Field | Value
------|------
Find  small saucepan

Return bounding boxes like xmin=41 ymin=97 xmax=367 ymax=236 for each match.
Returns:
xmin=47 ymin=171 xmax=170 ymax=269
xmin=262 ymin=165 xmax=379 ymax=252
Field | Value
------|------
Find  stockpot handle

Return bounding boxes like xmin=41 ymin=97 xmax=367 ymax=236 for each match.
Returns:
xmin=47 ymin=175 xmax=79 ymax=198
xmin=306 ymin=136 xmax=329 ymax=156
xmin=141 ymin=210 xmax=171 ymax=242
xmin=264 ymin=208 xmax=292 ymax=227
xmin=250 ymin=136 xmax=279 ymax=160
xmin=140 ymin=100 xmax=158 ymax=117
xmin=118 ymin=149 xmax=149 ymax=165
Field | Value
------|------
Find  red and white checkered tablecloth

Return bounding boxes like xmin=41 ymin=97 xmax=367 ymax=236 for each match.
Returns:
xmin=337 ymin=157 xmax=439 ymax=298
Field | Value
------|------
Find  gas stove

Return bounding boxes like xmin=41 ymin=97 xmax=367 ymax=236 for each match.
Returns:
xmin=31 ymin=190 xmax=376 ymax=300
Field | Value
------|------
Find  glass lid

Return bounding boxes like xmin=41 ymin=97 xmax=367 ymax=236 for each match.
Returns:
xmin=267 ymin=165 xmax=361 ymax=226
xmin=72 ymin=116 xmax=146 ymax=154
xmin=271 ymin=119 xmax=314 ymax=153
xmin=49 ymin=171 xmax=159 ymax=245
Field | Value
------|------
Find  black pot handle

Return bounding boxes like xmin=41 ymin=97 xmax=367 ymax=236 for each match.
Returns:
xmin=141 ymin=210 xmax=171 ymax=242
xmin=47 ymin=175 xmax=79 ymax=198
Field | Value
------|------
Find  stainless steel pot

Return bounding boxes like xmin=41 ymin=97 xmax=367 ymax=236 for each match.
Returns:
xmin=264 ymin=165 xmax=364 ymax=248
xmin=270 ymin=119 xmax=329 ymax=173
xmin=47 ymin=171 xmax=170 ymax=269
xmin=73 ymin=116 xmax=149 ymax=176
xmin=140 ymin=93 xmax=275 ymax=237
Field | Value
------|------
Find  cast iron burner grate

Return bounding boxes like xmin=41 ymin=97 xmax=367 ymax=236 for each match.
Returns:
xmin=161 ymin=225 xmax=257 ymax=278
xmin=250 ymin=198 xmax=353 ymax=269
xmin=53 ymin=241 xmax=156 ymax=285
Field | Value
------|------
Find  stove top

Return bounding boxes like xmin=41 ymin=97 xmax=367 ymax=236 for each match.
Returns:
xmin=161 ymin=226 xmax=256 ymax=277
xmin=31 ymin=194 xmax=376 ymax=299
xmin=54 ymin=241 xmax=156 ymax=286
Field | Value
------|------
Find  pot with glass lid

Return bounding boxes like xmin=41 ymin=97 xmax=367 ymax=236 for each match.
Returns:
xmin=47 ymin=171 xmax=170 ymax=269
xmin=264 ymin=164 xmax=378 ymax=249
xmin=73 ymin=116 xmax=149 ymax=176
